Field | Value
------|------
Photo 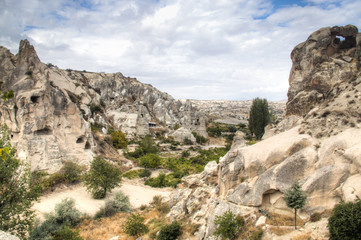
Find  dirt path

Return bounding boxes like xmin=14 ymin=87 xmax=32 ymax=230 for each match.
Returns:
xmin=32 ymin=179 xmax=173 ymax=219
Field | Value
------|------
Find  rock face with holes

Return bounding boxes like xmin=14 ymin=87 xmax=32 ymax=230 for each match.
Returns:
xmin=168 ymin=25 xmax=361 ymax=239
xmin=0 ymin=40 xmax=207 ymax=173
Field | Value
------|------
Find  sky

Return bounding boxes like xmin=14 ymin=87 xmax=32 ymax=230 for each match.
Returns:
xmin=1 ymin=0 xmax=361 ymax=100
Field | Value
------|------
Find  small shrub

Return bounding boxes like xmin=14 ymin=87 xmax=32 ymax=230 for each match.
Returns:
xmin=183 ymin=138 xmax=193 ymax=145
xmin=140 ymin=204 xmax=147 ymax=210
xmin=145 ymin=173 xmax=167 ymax=188
xmin=328 ymin=200 xmax=361 ymax=240
xmin=157 ymin=221 xmax=182 ymax=240
xmin=60 ymin=161 xmax=84 ymax=184
xmin=181 ymin=150 xmax=190 ymax=158
xmin=122 ymin=169 xmax=144 ymax=179
xmin=310 ymin=212 xmax=321 ymax=222
xmin=214 ymin=210 xmax=245 ymax=240
xmin=110 ymin=129 xmax=128 ymax=149
xmin=94 ymin=191 xmax=132 ymax=219
xmin=52 ymin=225 xmax=83 ymax=240
xmin=123 ymin=213 xmax=149 ymax=237
xmin=29 ymin=198 xmax=83 ymax=240
xmin=90 ymin=103 xmax=102 ymax=114
xmin=140 ymin=154 xmax=161 ymax=169
xmin=250 ymin=227 xmax=264 ymax=240
xmin=139 ymin=168 xmax=151 ymax=178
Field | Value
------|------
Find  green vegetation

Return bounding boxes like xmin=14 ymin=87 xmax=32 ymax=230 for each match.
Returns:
xmin=122 ymin=168 xmax=151 ymax=179
xmin=145 ymin=173 xmax=181 ymax=188
xmin=31 ymin=161 xmax=84 ymax=193
xmin=90 ymin=103 xmax=102 ymax=114
xmin=123 ymin=213 xmax=149 ymax=237
xmin=52 ymin=225 xmax=83 ymax=240
xmin=29 ymin=198 xmax=83 ymax=240
xmin=108 ymin=127 xmax=128 ymax=149
xmin=284 ymin=182 xmax=307 ymax=229
xmin=83 ymin=157 xmax=121 ymax=199
xmin=126 ymin=135 xmax=159 ymax=158
xmin=214 ymin=210 xmax=245 ymax=240
xmin=192 ymin=131 xmax=208 ymax=144
xmin=2 ymin=89 xmax=14 ymax=101
xmin=151 ymin=195 xmax=170 ymax=214
xmin=328 ymin=200 xmax=361 ymax=240
xmin=140 ymin=153 xmax=161 ymax=169
xmin=94 ymin=191 xmax=133 ymax=219
xmin=157 ymin=221 xmax=182 ymax=240
xmin=248 ymin=98 xmax=270 ymax=140
xmin=0 ymin=125 xmax=41 ymax=239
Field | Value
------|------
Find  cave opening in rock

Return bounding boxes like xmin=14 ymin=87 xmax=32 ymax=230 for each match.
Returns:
xmin=334 ymin=35 xmax=356 ymax=49
xmin=34 ymin=127 xmax=52 ymax=135
xmin=30 ymin=95 xmax=40 ymax=103
xmin=76 ymin=137 xmax=84 ymax=143
xmin=85 ymin=141 xmax=91 ymax=149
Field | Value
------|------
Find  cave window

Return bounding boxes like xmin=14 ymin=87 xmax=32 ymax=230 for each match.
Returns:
xmin=30 ymin=96 xmax=40 ymax=103
xmin=34 ymin=127 xmax=52 ymax=135
xmin=85 ymin=141 xmax=91 ymax=149
xmin=76 ymin=137 xmax=84 ymax=143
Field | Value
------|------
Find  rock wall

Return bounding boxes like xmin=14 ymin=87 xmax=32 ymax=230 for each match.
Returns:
xmin=168 ymin=25 xmax=361 ymax=239
xmin=0 ymin=40 xmax=207 ymax=173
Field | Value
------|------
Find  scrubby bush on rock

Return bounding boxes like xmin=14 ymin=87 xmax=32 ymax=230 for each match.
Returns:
xmin=157 ymin=221 xmax=182 ymax=240
xmin=328 ymin=199 xmax=361 ymax=240
xmin=214 ymin=210 xmax=245 ymax=240
xmin=123 ymin=213 xmax=149 ymax=237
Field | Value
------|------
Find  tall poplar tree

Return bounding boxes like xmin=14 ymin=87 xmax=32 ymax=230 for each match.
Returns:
xmin=248 ymin=98 xmax=270 ymax=140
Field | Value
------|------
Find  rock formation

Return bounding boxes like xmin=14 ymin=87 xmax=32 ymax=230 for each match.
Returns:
xmin=0 ymin=40 xmax=207 ymax=173
xmin=168 ymin=25 xmax=361 ymax=239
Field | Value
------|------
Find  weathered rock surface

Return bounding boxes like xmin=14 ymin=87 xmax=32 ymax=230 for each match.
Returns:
xmin=168 ymin=25 xmax=361 ymax=239
xmin=0 ymin=40 xmax=207 ymax=172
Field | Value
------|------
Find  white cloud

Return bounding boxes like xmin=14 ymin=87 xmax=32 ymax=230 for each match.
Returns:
xmin=1 ymin=0 xmax=360 ymax=100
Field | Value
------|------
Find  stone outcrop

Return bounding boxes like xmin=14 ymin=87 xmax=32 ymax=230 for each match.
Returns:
xmin=286 ymin=24 xmax=360 ymax=116
xmin=0 ymin=40 xmax=207 ymax=173
xmin=168 ymin=25 xmax=361 ymax=239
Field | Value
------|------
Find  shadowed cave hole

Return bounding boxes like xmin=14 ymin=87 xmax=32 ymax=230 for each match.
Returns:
xmin=30 ymin=96 xmax=40 ymax=103
xmin=76 ymin=137 xmax=84 ymax=143
xmin=34 ymin=127 xmax=52 ymax=135
xmin=85 ymin=141 xmax=91 ymax=149
xmin=334 ymin=35 xmax=356 ymax=49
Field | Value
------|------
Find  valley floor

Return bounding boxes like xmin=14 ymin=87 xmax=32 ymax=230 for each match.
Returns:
xmin=32 ymin=178 xmax=172 ymax=219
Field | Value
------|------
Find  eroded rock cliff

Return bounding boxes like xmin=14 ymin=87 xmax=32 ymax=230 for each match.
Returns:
xmin=0 ymin=40 xmax=207 ymax=173
xmin=168 ymin=25 xmax=361 ymax=239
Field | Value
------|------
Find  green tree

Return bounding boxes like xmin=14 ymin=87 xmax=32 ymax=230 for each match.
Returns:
xmin=328 ymin=200 xmax=361 ymax=240
xmin=214 ymin=210 xmax=245 ymax=240
xmin=248 ymin=98 xmax=270 ymax=140
xmin=123 ymin=213 xmax=149 ymax=237
xmin=284 ymin=182 xmax=307 ymax=229
xmin=139 ymin=135 xmax=159 ymax=154
xmin=140 ymin=153 xmax=161 ymax=169
xmin=0 ymin=125 xmax=40 ymax=239
xmin=83 ymin=157 xmax=121 ymax=199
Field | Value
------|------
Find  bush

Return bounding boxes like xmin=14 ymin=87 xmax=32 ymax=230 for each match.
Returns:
xmin=110 ymin=129 xmax=128 ymax=149
xmin=127 ymin=135 xmax=159 ymax=158
xmin=183 ymin=138 xmax=193 ymax=145
xmin=151 ymin=195 xmax=170 ymax=214
xmin=139 ymin=168 xmax=151 ymax=178
xmin=123 ymin=213 xmax=149 ymax=237
xmin=140 ymin=153 xmax=161 ymax=169
xmin=328 ymin=200 xmax=361 ymax=240
xmin=157 ymin=221 xmax=182 ymax=240
xmin=94 ymin=191 xmax=132 ymax=219
xmin=214 ymin=210 xmax=245 ymax=240
xmin=52 ymin=225 xmax=83 ymax=240
xmin=90 ymin=103 xmax=102 ymax=114
xmin=248 ymin=98 xmax=270 ymax=140
xmin=60 ymin=161 xmax=84 ymax=184
xmin=29 ymin=198 xmax=83 ymax=240
xmin=83 ymin=157 xmax=122 ymax=199
xmin=310 ymin=212 xmax=321 ymax=222
xmin=192 ymin=131 xmax=208 ymax=144
xmin=250 ymin=227 xmax=264 ymax=240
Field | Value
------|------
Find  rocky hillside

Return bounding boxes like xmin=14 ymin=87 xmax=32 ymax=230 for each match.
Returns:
xmin=0 ymin=40 xmax=207 ymax=173
xmin=168 ymin=25 xmax=361 ymax=239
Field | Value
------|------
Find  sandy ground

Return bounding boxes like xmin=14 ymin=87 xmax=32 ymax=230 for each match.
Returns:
xmin=32 ymin=178 xmax=172 ymax=219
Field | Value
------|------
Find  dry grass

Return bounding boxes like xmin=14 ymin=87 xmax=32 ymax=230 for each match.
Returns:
xmin=292 ymin=232 xmax=312 ymax=240
xmin=266 ymin=212 xmax=304 ymax=227
xmin=269 ymin=226 xmax=294 ymax=236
